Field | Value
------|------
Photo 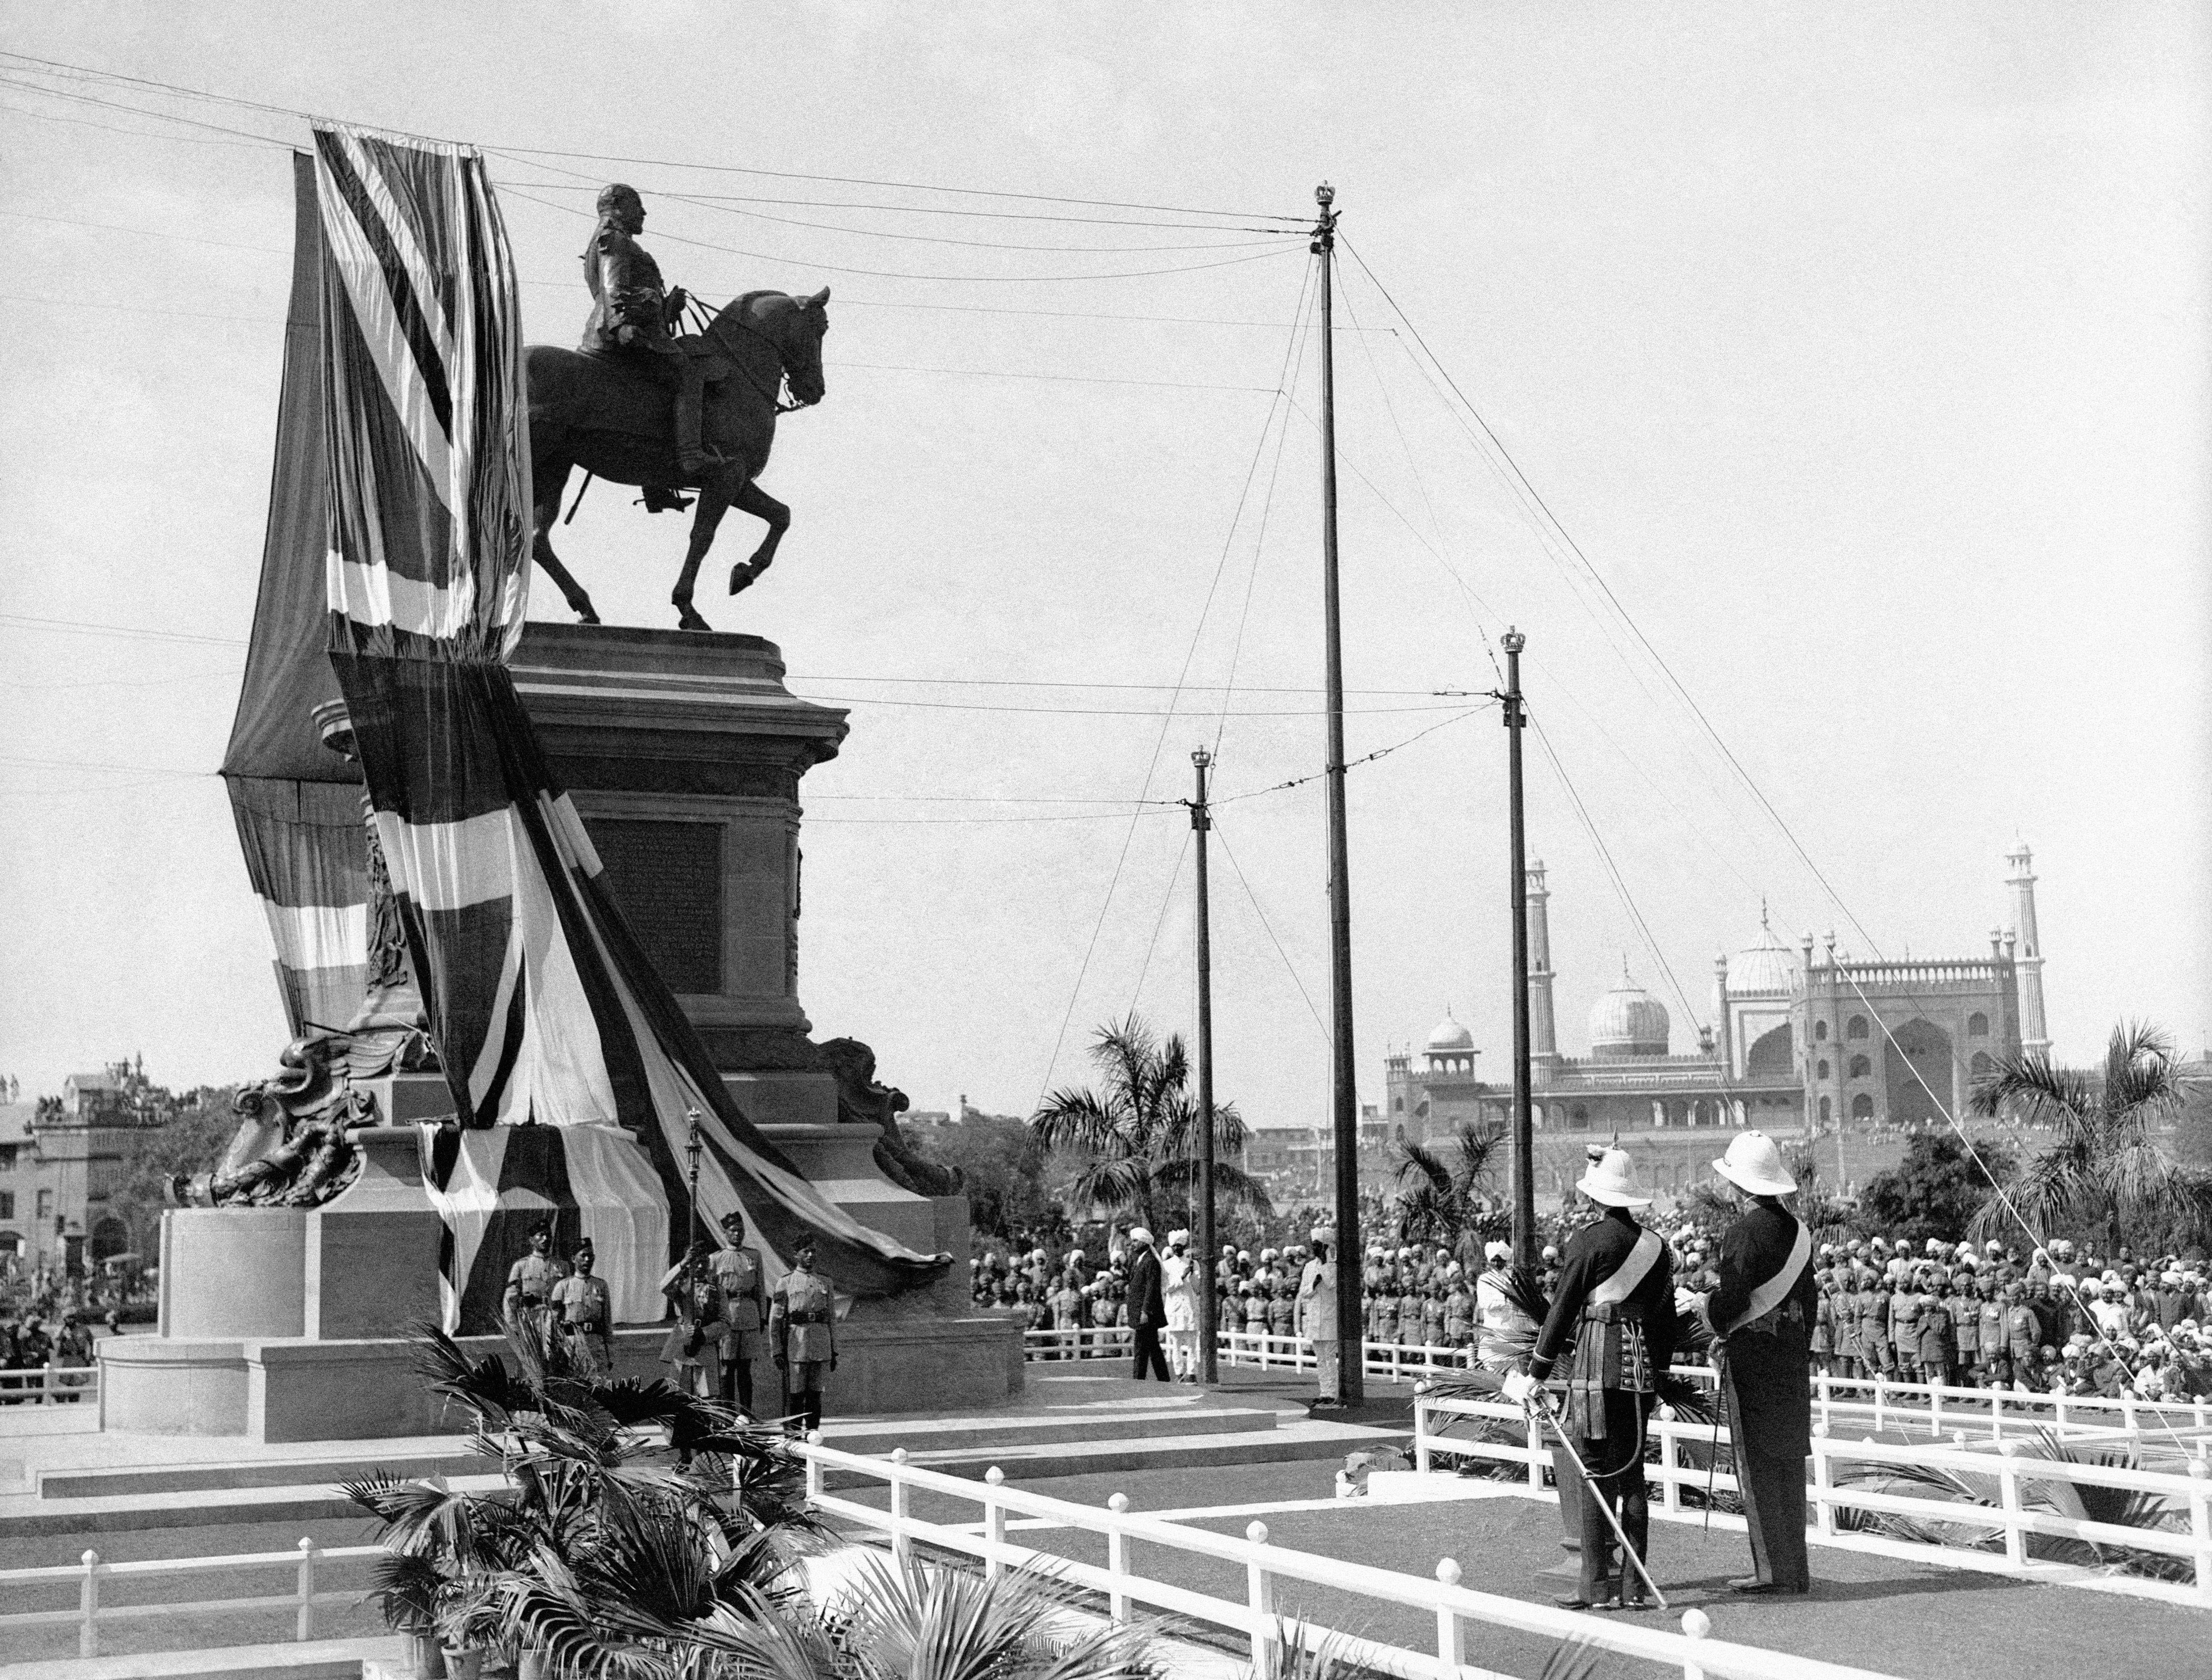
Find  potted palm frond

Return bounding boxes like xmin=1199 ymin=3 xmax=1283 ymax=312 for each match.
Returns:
xmin=367 ymin=1551 xmax=448 ymax=1680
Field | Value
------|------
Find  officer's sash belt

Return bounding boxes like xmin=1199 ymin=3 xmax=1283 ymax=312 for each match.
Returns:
xmin=1723 ymin=1221 xmax=1812 ymax=1336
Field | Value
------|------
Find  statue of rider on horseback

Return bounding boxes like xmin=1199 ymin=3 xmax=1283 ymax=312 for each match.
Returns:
xmin=528 ymin=183 xmax=830 ymax=630
xmin=579 ymin=183 xmax=721 ymax=513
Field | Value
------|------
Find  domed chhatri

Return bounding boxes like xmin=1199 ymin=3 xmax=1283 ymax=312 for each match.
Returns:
xmin=1589 ymin=962 xmax=1669 ymax=1057
xmin=1425 ymin=1011 xmax=1476 ymax=1054
xmin=1729 ymin=905 xmax=1802 ymax=997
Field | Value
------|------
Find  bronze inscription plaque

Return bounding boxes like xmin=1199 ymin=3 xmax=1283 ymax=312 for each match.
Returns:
xmin=589 ymin=819 xmax=723 ymax=994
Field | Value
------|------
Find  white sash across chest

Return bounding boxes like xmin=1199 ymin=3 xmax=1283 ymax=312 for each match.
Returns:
xmin=1588 ymin=1228 xmax=1663 ymax=1308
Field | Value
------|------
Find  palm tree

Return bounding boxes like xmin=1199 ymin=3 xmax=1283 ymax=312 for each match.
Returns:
xmin=1968 ymin=1021 xmax=2212 ymax=1252
xmin=1390 ymin=1121 xmax=1506 ymax=1249
xmin=1030 ymin=1014 xmax=1271 ymax=1235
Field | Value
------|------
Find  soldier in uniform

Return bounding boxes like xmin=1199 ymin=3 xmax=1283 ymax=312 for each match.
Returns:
xmin=1297 ymin=1226 xmax=1341 ymax=1408
xmin=769 ymin=1235 xmax=837 ymax=1434
xmin=551 ymin=1240 xmax=613 ymax=1374
xmin=1505 ymin=1147 xmax=1674 ymax=1612
xmin=580 ymin=183 xmax=722 ymax=510
xmin=658 ymin=1239 xmax=724 ymax=1403
xmin=1704 ymin=1131 xmax=1817 ymax=1596
xmin=503 ymin=1225 xmax=565 ymax=1333
xmin=709 ymin=1210 xmax=768 ymax=1416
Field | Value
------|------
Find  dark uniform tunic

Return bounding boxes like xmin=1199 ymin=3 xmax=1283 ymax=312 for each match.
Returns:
xmin=581 ymin=217 xmax=677 ymax=357
xmin=1529 ymin=1207 xmax=1676 ymax=1603
xmin=1707 ymin=1198 xmax=1817 ymax=1593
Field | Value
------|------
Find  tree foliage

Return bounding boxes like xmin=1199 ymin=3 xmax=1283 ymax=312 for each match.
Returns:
xmin=1390 ymin=1121 xmax=1505 ymax=1249
xmin=1856 ymin=1132 xmax=2014 ymax=1249
xmin=110 ymin=1086 xmax=241 ymax=1253
xmin=904 ymin=1112 xmax=1059 ymax=1241
xmin=1029 ymin=1013 xmax=1271 ymax=1234
xmin=1969 ymin=1022 xmax=2212 ymax=1252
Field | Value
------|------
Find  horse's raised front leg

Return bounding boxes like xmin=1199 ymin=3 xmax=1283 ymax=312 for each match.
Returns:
xmin=530 ymin=464 xmax=598 ymax=624
xmin=727 ymin=478 xmax=790 ymax=596
xmin=672 ymin=481 xmax=732 ymax=631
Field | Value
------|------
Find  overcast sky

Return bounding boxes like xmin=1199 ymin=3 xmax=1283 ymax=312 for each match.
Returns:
xmin=1 ymin=4 xmax=2206 ymax=1130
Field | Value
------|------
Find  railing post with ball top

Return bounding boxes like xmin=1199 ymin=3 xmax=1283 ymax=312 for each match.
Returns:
xmin=1107 ymin=1493 xmax=1131 ymax=1621
xmin=1433 ymin=1558 xmax=1462 ymax=1679
xmin=805 ymin=1429 xmax=824 ymax=1500
xmin=1997 ymin=1439 xmax=2027 ymax=1569
xmin=2186 ymin=1460 xmax=2211 ymax=1606
xmin=295 ymin=1536 xmax=318 ymax=1641
xmin=1679 ymin=1606 xmax=1711 ymax=1680
xmin=78 ymin=1549 xmax=101 ymax=1659
xmin=889 ymin=1448 xmax=911 ymax=1565
xmin=1810 ymin=1423 xmax=1834 ymax=1536
xmin=1245 ymin=1521 xmax=1275 ymax=1668
xmin=983 ymin=1467 xmax=1006 ymax=1580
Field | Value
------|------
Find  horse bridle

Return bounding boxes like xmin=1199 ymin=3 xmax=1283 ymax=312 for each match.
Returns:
xmin=685 ymin=296 xmax=819 ymax=414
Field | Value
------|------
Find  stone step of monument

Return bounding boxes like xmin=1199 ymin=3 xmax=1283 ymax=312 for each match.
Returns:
xmin=34 ymin=1447 xmax=484 ymax=1503
xmin=0 ymin=1634 xmax=401 ymax=1680
xmin=822 ymin=1418 xmax=1411 ymax=1487
xmin=823 ymin=1402 xmax=1280 ymax=1459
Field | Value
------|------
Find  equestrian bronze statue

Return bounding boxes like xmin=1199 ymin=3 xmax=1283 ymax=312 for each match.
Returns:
xmin=528 ymin=184 xmax=830 ymax=631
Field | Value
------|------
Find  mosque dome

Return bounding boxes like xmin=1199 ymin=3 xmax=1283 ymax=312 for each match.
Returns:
xmin=1425 ymin=1012 xmax=1475 ymax=1054
xmin=1728 ymin=909 xmax=1802 ymax=997
xmin=1589 ymin=965 xmax=1669 ymax=1057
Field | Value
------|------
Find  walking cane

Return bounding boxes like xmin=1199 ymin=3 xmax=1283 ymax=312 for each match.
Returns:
xmin=1517 ymin=1389 xmax=1670 ymax=1612
xmin=1702 ymin=1342 xmax=1728 ymax=1534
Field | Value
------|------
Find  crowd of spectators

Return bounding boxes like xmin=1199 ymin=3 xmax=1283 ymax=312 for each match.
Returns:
xmin=972 ymin=1202 xmax=2212 ymax=1402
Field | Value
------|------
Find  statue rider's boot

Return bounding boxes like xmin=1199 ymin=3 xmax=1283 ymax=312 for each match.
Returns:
xmin=640 ymin=486 xmax=692 ymax=514
xmin=674 ymin=361 xmax=716 ymax=479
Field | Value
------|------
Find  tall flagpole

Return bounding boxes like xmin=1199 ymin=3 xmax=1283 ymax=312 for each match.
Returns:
xmin=1314 ymin=182 xmax=1362 ymax=1407
xmin=1191 ymin=748 xmax=1219 ymax=1385
xmin=1501 ymin=630 xmax=1536 ymax=1268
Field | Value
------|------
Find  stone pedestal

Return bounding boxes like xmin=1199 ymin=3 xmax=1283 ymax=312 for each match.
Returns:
xmin=105 ymin=626 xmax=1021 ymax=1439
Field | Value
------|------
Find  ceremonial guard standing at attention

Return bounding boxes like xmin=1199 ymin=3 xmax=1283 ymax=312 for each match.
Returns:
xmin=709 ymin=1210 xmax=769 ymax=1416
xmin=659 ymin=1239 xmax=724 ymax=1402
xmin=1506 ymin=1148 xmax=1674 ymax=1611
xmin=769 ymin=1236 xmax=837 ymax=1434
xmin=504 ymin=1225 xmax=565 ymax=1332
xmin=1297 ymin=1226 xmax=1341 ymax=1408
xmin=551 ymin=1240 xmax=613 ymax=1373
xmin=1703 ymin=1132 xmax=1817 ymax=1596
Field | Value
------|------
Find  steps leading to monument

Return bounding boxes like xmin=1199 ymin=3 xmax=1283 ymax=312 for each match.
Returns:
xmin=822 ymin=1418 xmax=1410 ymax=1488
xmin=25 ymin=1403 xmax=1273 ymax=1503
xmin=0 ymin=1635 xmax=401 ymax=1680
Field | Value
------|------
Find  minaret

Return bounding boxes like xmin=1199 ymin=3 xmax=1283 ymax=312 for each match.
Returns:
xmin=1527 ymin=858 xmax=1558 ymax=1061
xmin=1713 ymin=952 xmax=1733 ymax=1073
xmin=2006 ymin=844 xmax=2050 ymax=1057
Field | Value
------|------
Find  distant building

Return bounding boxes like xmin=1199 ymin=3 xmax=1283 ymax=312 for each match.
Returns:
xmin=0 ymin=1056 xmax=171 ymax=1276
xmin=1384 ymin=849 xmax=2046 ymax=1144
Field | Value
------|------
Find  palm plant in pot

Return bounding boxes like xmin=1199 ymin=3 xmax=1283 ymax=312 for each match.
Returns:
xmin=346 ymin=1309 xmax=812 ymax=1679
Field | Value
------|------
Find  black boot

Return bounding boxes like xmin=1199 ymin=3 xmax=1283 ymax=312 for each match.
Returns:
xmin=640 ymin=485 xmax=693 ymax=514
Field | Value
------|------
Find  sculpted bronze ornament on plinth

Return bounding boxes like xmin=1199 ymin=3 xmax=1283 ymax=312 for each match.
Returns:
xmin=528 ymin=183 xmax=831 ymax=632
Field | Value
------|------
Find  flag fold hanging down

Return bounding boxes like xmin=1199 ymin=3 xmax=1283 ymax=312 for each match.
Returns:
xmin=310 ymin=123 xmax=947 ymax=1318
xmin=222 ymin=152 xmax=369 ymax=1039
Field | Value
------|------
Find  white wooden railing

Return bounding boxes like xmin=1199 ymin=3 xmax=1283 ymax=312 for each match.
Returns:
xmin=1810 ymin=1372 xmax=2212 ymax=1444
xmin=794 ymin=1434 xmax=1903 ymax=1680
xmin=1413 ymin=1388 xmax=2212 ymax=1608
xmin=0 ymin=1362 xmax=100 ymax=1405
xmin=0 ymin=1539 xmax=377 ymax=1658
xmin=1021 ymin=1327 xmax=2210 ymax=1450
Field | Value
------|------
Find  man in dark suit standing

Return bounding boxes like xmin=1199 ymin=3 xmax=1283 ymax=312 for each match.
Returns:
xmin=1704 ymin=1131 xmax=1818 ymax=1596
xmin=1125 ymin=1226 xmax=1170 ymax=1381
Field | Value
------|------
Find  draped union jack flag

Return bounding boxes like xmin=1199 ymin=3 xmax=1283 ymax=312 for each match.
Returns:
xmin=309 ymin=126 xmax=946 ymax=1321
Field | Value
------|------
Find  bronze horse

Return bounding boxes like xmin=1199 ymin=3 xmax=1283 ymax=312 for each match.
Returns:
xmin=526 ymin=288 xmax=829 ymax=631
